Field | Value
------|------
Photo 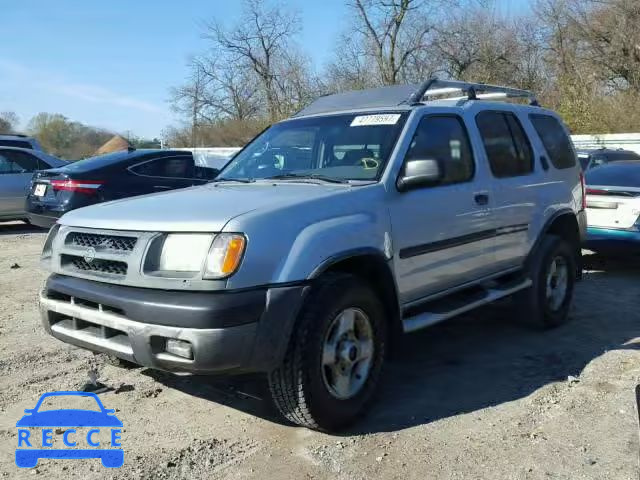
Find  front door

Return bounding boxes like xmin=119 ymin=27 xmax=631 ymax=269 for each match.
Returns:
xmin=390 ymin=114 xmax=496 ymax=304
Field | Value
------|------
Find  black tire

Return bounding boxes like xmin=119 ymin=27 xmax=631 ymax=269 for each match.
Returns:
xmin=268 ymin=273 xmax=387 ymax=431
xmin=515 ymin=234 xmax=576 ymax=328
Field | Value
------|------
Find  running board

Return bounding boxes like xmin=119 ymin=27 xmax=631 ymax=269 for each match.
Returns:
xmin=401 ymin=278 xmax=532 ymax=333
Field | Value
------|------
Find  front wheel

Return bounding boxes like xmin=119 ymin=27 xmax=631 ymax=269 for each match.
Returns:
xmin=268 ymin=273 xmax=387 ymax=431
xmin=515 ymin=235 xmax=576 ymax=328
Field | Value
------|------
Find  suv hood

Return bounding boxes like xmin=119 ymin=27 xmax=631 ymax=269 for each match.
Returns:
xmin=58 ymin=182 xmax=348 ymax=232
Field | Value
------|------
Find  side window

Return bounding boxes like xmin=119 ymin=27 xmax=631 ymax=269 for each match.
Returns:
xmin=529 ymin=114 xmax=576 ymax=169
xmin=130 ymin=156 xmax=195 ymax=178
xmin=5 ymin=151 xmax=41 ymax=172
xmin=476 ymin=111 xmax=533 ymax=178
xmin=404 ymin=115 xmax=474 ymax=185
xmin=0 ymin=153 xmax=12 ymax=173
xmin=591 ymin=155 xmax=607 ymax=167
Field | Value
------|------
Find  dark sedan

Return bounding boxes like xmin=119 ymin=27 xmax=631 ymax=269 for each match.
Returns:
xmin=577 ymin=148 xmax=640 ymax=170
xmin=26 ymin=149 xmax=218 ymax=228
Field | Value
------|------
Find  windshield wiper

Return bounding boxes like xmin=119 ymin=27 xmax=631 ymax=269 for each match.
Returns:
xmin=265 ymin=173 xmax=349 ymax=184
xmin=211 ymin=177 xmax=255 ymax=183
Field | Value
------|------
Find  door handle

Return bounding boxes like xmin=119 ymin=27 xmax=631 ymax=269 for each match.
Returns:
xmin=154 ymin=185 xmax=172 ymax=190
xmin=474 ymin=193 xmax=489 ymax=206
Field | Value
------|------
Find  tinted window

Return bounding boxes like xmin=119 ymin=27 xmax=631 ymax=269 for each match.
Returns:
xmin=131 ymin=156 xmax=195 ymax=178
xmin=476 ymin=111 xmax=533 ymax=178
xmin=585 ymin=163 xmax=640 ymax=187
xmin=591 ymin=155 xmax=607 ymax=168
xmin=4 ymin=150 xmax=40 ymax=171
xmin=0 ymin=150 xmax=40 ymax=173
xmin=405 ymin=115 xmax=474 ymax=185
xmin=607 ymin=151 xmax=640 ymax=161
xmin=0 ymin=139 xmax=32 ymax=149
xmin=529 ymin=114 xmax=575 ymax=169
xmin=0 ymin=153 xmax=12 ymax=173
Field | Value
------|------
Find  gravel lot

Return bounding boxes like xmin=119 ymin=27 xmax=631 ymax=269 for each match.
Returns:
xmin=0 ymin=221 xmax=638 ymax=479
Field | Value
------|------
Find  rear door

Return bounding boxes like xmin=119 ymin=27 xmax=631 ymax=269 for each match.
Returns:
xmin=127 ymin=154 xmax=205 ymax=194
xmin=473 ymin=110 xmax=538 ymax=269
xmin=0 ymin=149 xmax=41 ymax=216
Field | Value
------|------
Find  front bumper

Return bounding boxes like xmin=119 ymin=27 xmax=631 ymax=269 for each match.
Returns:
xmin=40 ymin=274 xmax=308 ymax=374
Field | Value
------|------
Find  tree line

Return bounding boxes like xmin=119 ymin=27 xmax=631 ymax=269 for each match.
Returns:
xmin=167 ymin=0 xmax=640 ymax=147
xmin=0 ymin=111 xmax=160 ymax=159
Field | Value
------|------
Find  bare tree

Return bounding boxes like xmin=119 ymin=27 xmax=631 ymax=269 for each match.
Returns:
xmin=349 ymin=0 xmax=435 ymax=85
xmin=0 ymin=111 xmax=19 ymax=134
xmin=567 ymin=0 xmax=640 ymax=91
xmin=431 ymin=9 xmax=521 ymax=85
xmin=205 ymin=0 xmax=305 ymax=120
xmin=169 ymin=59 xmax=211 ymax=147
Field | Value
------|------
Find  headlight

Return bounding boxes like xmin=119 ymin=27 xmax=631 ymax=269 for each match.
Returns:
xmin=203 ymin=233 xmax=246 ymax=279
xmin=153 ymin=233 xmax=246 ymax=278
xmin=159 ymin=234 xmax=214 ymax=272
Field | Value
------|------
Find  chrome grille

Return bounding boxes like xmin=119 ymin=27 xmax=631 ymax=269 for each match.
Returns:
xmin=61 ymin=254 xmax=128 ymax=276
xmin=66 ymin=232 xmax=137 ymax=252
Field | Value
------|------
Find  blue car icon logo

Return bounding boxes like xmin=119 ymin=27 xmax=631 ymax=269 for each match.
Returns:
xmin=15 ymin=391 xmax=123 ymax=468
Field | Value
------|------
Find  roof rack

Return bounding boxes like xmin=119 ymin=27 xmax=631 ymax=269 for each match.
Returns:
xmin=405 ymin=79 xmax=539 ymax=106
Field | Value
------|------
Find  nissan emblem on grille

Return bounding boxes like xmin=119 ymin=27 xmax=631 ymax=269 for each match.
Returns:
xmin=83 ymin=247 xmax=96 ymax=264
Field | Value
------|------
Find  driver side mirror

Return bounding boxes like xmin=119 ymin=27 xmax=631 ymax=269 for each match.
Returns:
xmin=397 ymin=158 xmax=443 ymax=192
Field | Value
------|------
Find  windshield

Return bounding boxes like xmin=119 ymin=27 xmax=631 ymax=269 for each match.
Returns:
xmin=218 ymin=112 xmax=409 ymax=182
xmin=586 ymin=163 xmax=640 ymax=187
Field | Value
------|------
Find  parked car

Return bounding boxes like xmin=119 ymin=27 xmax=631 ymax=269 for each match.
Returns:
xmin=38 ymin=79 xmax=585 ymax=431
xmin=577 ymin=148 xmax=640 ymax=170
xmin=26 ymin=149 xmax=219 ymax=228
xmin=0 ymin=147 xmax=67 ymax=223
xmin=0 ymin=134 xmax=43 ymax=151
xmin=584 ymin=161 xmax=640 ymax=252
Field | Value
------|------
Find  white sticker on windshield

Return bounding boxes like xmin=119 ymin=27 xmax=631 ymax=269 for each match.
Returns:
xmin=350 ymin=114 xmax=401 ymax=127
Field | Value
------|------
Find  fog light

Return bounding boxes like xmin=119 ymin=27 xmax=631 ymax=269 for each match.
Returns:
xmin=165 ymin=339 xmax=193 ymax=359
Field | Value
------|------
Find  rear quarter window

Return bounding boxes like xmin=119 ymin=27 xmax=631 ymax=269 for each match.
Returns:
xmin=529 ymin=114 xmax=576 ymax=169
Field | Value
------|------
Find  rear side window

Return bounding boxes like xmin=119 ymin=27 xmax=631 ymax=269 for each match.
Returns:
xmin=5 ymin=150 xmax=41 ymax=171
xmin=529 ymin=114 xmax=576 ymax=169
xmin=130 ymin=156 xmax=195 ymax=178
xmin=405 ymin=115 xmax=475 ymax=185
xmin=0 ymin=140 xmax=32 ymax=149
xmin=0 ymin=150 xmax=41 ymax=172
xmin=476 ymin=111 xmax=533 ymax=178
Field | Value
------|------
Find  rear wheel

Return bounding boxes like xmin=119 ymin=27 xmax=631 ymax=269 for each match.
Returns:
xmin=268 ymin=273 xmax=387 ymax=431
xmin=515 ymin=235 xmax=576 ymax=328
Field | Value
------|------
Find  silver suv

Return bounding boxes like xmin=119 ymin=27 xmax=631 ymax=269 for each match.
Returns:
xmin=38 ymin=80 xmax=587 ymax=431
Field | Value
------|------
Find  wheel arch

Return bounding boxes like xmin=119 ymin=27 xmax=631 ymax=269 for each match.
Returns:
xmin=310 ymin=249 xmax=403 ymax=350
xmin=528 ymin=209 xmax=582 ymax=276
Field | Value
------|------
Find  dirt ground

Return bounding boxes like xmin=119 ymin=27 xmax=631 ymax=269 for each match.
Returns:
xmin=0 ymin=221 xmax=638 ymax=479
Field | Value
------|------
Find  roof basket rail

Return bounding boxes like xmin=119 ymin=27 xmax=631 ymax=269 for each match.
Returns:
xmin=405 ymin=78 xmax=539 ymax=106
